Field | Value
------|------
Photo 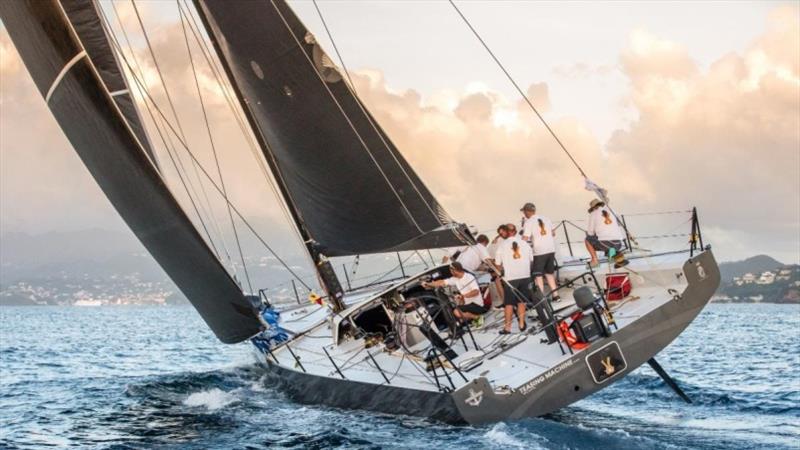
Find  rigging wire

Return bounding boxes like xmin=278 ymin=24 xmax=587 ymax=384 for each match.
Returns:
xmin=101 ymin=1 xmax=312 ymax=291
xmin=446 ymin=1 xmax=653 ymax=249
xmin=127 ymin=0 xmax=237 ymax=273
xmin=176 ymin=0 xmax=313 ymax=268
xmin=177 ymin=2 xmax=253 ymax=293
xmin=122 ymin=0 xmax=235 ymax=269
xmin=447 ymin=0 xmax=588 ymax=179
xmin=178 ymin=0 xmax=314 ymax=276
xmin=104 ymin=0 xmax=224 ymax=263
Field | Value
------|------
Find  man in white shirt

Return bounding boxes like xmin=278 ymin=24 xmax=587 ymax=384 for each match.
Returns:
xmin=494 ymin=225 xmax=530 ymax=334
xmin=584 ymin=199 xmax=625 ymax=267
xmin=488 ymin=224 xmax=509 ymax=260
xmin=456 ymin=234 xmax=493 ymax=273
xmin=422 ymin=262 xmax=487 ymax=322
xmin=486 ymin=225 xmax=509 ymax=306
xmin=520 ymin=203 xmax=561 ymax=302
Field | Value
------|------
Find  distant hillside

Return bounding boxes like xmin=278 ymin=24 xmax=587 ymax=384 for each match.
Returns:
xmin=718 ymin=255 xmax=784 ymax=282
xmin=715 ymin=255 xmax=799 ymax=304
xmin=0 ymin=229 xmax=316 ymax=305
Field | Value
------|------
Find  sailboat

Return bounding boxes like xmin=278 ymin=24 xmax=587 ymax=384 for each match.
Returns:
xmin=1 ymin=0 xmax=720 ymax=424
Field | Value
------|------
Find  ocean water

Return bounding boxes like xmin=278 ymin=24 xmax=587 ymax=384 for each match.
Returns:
xmin=1 ymin=304 xmax=797 ymax=449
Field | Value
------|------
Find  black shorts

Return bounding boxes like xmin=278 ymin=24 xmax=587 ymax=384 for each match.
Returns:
xmin=532 ymin=252 xmax=557 ymax=276
xmin=586 ymin=235 xmax=622 ymax=255
xmin=459 ymin=303 xmax=488 ymax=315
xmin=503 ymin=278 xmax=531 ymax=306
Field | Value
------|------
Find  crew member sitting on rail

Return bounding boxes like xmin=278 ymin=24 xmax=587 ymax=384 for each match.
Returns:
xmin=520 ymin=203 xmax=561 ymax=302
xmin=456 ymin=234 xmax=493 ymax=273
xmin=422 ymin=262 xmax=487 ymax=322
xmin=495 ymin=224 xmax=531 ymax=334
xmin=585 ymin=199 xmax=625 ymax=267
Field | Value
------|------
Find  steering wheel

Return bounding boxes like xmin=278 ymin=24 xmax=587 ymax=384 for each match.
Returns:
xmin=393 ymin=292 xmax=460 ymax=357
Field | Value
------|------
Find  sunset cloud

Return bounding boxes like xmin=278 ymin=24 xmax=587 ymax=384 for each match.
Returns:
xmin=0 ymin=5 xmax=797 ymax=262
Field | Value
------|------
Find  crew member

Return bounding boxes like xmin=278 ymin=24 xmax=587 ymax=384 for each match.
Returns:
xmin=585 ymin=199 xmax=625 ymax=267
xmin=495 ymin=225 xmax=531 ymax=334
xmin=422 ymin=262 xmax=486 ymax=322
xmin=487 ymin=225 xmax=509 ymax=306
xmin=488 ymin=224 xmax=509 ymax=260
xmin=520 ymin=203 xmax=561 ymax=302
xmin=456 ymin=234 xmax=493 ymax=273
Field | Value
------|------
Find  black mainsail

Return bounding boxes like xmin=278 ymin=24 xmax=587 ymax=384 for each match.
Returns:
xmin=194 ymin=0 xmax=467 ymax=257
xmin=0 ymin=0 xmax=261 ymax=343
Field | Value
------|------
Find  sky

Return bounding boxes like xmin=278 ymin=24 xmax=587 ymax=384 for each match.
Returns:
xmin=1 ymin=1 xmax=798 ymax=264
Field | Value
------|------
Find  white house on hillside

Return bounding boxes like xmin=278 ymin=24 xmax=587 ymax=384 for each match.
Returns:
xmin=757 ymin=271 xmax=775 ymax=284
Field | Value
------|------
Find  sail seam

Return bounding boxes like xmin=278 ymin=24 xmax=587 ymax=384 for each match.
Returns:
xmin=45 ymin=51 xmax=87 ymax=103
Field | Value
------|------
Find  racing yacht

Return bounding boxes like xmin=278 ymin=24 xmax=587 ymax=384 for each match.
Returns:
xmin=1 ymin=0 xmax=719 ymax=424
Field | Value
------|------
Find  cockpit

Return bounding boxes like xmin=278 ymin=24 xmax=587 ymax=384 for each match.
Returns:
xmin=333 ymin=265 xmax=470 ymax=361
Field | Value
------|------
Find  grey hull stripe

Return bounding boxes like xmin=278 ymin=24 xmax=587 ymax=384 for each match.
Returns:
xmin=45 ymin=51 xmax=87 ymax=103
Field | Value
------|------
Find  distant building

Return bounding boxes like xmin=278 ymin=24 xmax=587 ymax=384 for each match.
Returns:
xmin=742 ymin=273 xmax=756 ymax=284
xmin=733 ymin=276 xmax=743 ymax=286
xmin=757 ymin=271 xmax=775 ymax=284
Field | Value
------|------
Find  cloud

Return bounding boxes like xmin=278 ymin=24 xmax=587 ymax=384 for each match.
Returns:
xmin=348 ymin=6 xmax=799 ymax=261
xmin=1 ymin=5 xmax=797 ymax=263
xmin=605 ymin=5 xmax=799 ymax=260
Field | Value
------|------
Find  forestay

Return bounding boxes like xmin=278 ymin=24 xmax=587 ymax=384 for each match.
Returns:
xmin=194 ymin=0 xmax=467 ymax=257
xmin=0 ymin=0 xmax=262 ymax=344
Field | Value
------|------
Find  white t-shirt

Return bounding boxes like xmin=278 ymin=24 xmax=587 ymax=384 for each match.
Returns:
xmin=488 ymin=237 xmax=506 ymax=260
xmin=522 ymin=214 xmax=556 ymax=256
xmin=445 ymin=272 xmax=482 ymax=306
xmin=496 ymin=236 xmax=533 ymax=281
xmin=588 ymin=207 xmax=624 ymax=241
xmin=456 ymin=244 xmax=490 ymax=272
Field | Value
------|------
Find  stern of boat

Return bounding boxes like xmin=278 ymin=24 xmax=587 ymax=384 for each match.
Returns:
xmin=450 ymin=249 xmax=720 ymax=424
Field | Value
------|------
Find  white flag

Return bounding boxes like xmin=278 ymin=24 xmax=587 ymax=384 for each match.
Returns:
xmin=584 ymin=177 xmax=609 ymax=203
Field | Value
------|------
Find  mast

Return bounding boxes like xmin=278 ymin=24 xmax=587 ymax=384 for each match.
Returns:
xmin=191 ymin=1 xmax=346 ymax=311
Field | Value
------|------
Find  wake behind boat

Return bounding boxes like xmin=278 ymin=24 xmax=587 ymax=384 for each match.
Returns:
xmin=0 ymin=0 xmax=720 ymax=424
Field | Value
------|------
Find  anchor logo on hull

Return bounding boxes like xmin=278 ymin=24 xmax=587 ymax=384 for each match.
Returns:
xmin=465 ymin=388 xmax=484 ymax=406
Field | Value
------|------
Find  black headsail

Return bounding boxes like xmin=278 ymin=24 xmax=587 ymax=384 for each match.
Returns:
xmin=60 ymin=0 xmax=158 ymax=169
xmin=194 ymin=0 xmax=467 ymax=258
xmin=0 ymin=0 xmax=261 ymax=343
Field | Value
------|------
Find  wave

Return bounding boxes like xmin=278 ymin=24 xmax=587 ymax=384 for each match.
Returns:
xmin=183 ymin=388 xmax=239 ymax=411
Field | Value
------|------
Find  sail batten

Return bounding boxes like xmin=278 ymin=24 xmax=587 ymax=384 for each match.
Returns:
xmin=195 ymin=0 xmax=466 ymax=257
xmin=0 ymin=0 xmax=262 ymax=344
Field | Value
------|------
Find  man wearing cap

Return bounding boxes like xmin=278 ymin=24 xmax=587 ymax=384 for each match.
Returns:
xmin=520 ymin=203 xmax=561 ymax=302
xmin=422 ymin=262 xmax=487 ymax=323
xmin=585 ymin=199 xmax=625 ymax=267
